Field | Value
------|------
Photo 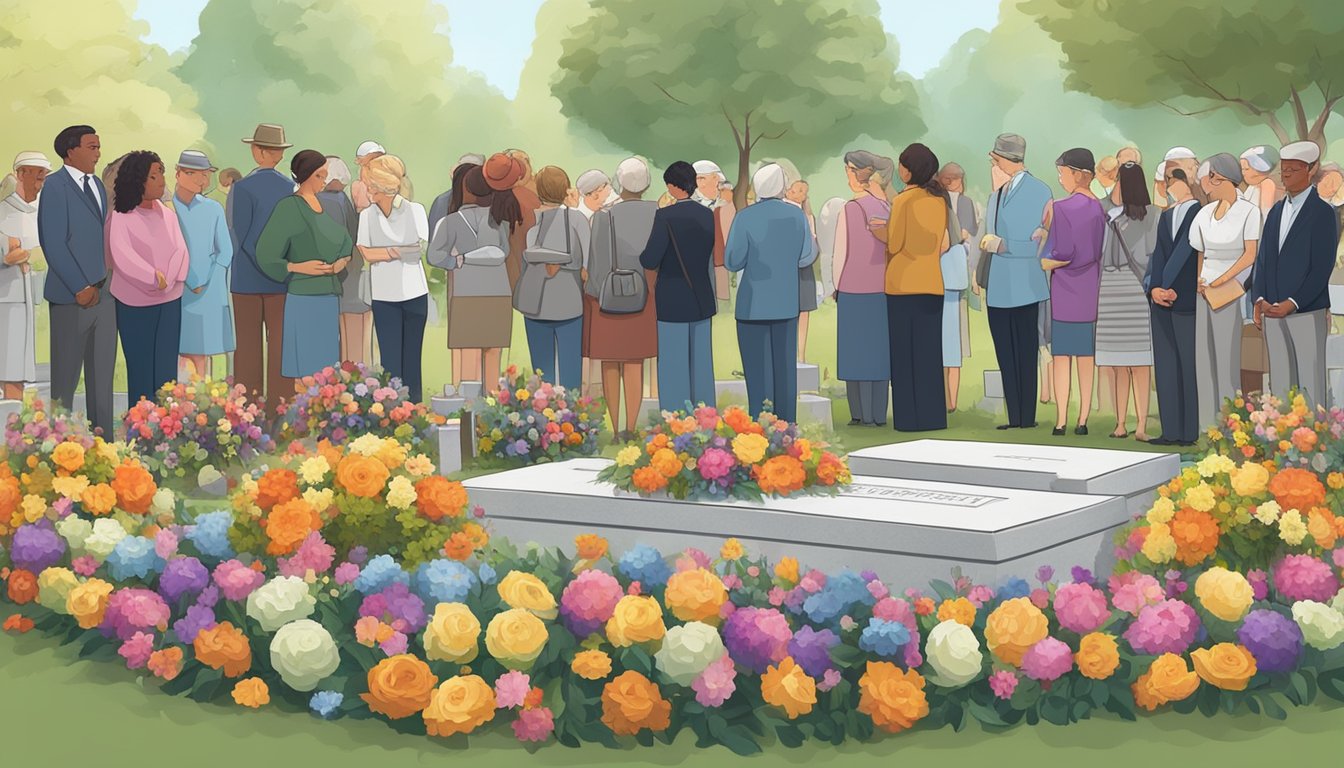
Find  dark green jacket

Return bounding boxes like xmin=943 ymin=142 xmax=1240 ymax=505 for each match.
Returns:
xmin=256 ymin=195 xmax=353 ymax=296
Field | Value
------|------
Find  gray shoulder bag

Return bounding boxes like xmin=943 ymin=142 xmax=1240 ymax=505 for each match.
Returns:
xmin=597 ymin=208 xmax=648 ymax=314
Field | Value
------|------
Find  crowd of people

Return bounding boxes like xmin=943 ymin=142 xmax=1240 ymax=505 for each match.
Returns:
xmin=2 ymin=122 xmax=1341 ymax=444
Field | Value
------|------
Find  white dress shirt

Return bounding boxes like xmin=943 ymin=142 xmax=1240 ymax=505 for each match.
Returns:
xmin=1169 ymin=199 xmax=1198 ymax=239
xmin=357 ymin=195 xmax=429 ymax=302
xmin=1278 ymin=187 xmax=1312 ymax=249
xmin=64 ymin=164 xmax=103 ymax=212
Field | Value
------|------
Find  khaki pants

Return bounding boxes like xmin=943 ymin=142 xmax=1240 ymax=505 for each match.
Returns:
xmin=232 ymin=293 xmax=287 ymax=406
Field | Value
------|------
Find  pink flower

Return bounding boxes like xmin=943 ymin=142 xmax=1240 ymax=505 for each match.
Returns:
xmin=495 ymin=670 xmax=531 ymax=709
xmin=118 ymin=631 xmax=155 ymax=670
xmin=512 ymin=706 xmax=555 ymax=742
xmin=53 ymin=497 xmax=74 ymax=518
xmin=839 ymin=615 xmax=857 ymax=631
xmin=1029 ymin=588 xmax=1050 ymax=610
xmin=722 ymin=574 xmax=742 ymax=590
xmin=818 ymin=668 xmax=842 ymax=692
xmin=1272 ymin=554 xmax=1341 ymax=603
xmin=1123 ymin=599 xmax=1201 ymax=656
xmin=379 ymin=631 xmax=408 ymax=656
xmin=989 ymin=669 xmax=1018 ymax=700
xmin=333 ymin=562 xmax=360 ymax=586
xmin=967 ymin=585 xmax=994 ymax=607
xmin=767 ymin=587 xmax=786 ymax=607
xmin=1053 ymin=583 xmax=1111 ymax=634
xmin=1021 ymin=637 xmax=1073 ymax=682
xmin=72 ymin=555 xmax=99 ymax=577
xmin=1108 ymin=572 xmax=1164 ymax=615
xmin=691 ymin=653 xmax=737 ymax=708
xmin=1247 ymin=569 xmax=1269 ymax=601
xmin=154 ymin=529 xmax=179 ymax=560
xmin=627 ymin=581 xmax=643 ymax=596
xmin=695 ymin=407 xmax=720 ymax=431
xmin=213 ymin=559 xmax=265 ymax=602
xmin=872 ymin=597 xmax=915 ymax=631
xmin=683 ymin=548 xmax=711 ymax=570
xmin=867 ymin=580 xmax=890 ymax=600
xmin=354 ymin=616 xmax=382 ymax=647
xmin=697 ymin=448 xmax=736 ymax=481
xmin=278 ymin=532 xmax=337 ymax=578
xmin=1333 ymin=548 xmax=1344 ymax=570
xmin=675 ymin=556 xmax=699 ymax=573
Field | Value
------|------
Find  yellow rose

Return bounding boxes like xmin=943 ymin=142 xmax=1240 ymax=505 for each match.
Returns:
xmin=774 ymin=556 xmax=800 ymax=585
xmin=761 ymin=657 xmax=817 ymax=719
xmin=616 ymin=446 xmax=642 ymax=468
xmin=731 ymin=433 xmax=768 ymax=465
xmin=936 ymin=597 xmax=977 ymax=627
xmin=484 ymin=608 xmax=549 ymax=670
xmin=497 ymin=571 xmax=559 ymax=619
xmin=1146 ymin=496 xmax=1176 ymax=525
xmin=21 ymin=494 xmax=47 ymax=523
xmin=1278 ymin=510 xmax=1308 ymax=546
xmin=1141 ymin=522 xmax=1177 ymax=564
xmin=720 ymin=538 xmax=745 ymax=561
xmin=605 ymin=595 xmax=667 ymax=647
xmin=51 ymin=441 xmax=87 ymax=472
xmin=66 ymin=578 xmax=116 ymax=629
xmin=37 ymin=567 xmax=80 ymax=614
xmin=984 ymin=598 xmax=1049 ymax=666
xmin=1191 ymin=643 xmax=1257 ymax=691
xmin=422 ymin=675 xmax=497 ymax=737
xmin=1075 ymin=633 xmax=1120 ymax=680
xmin=1194 ymin=568 xmax=1254 ymax=622
xmin=1230 ymin=462 xmax=1270 ymax=498
xmin=423 ymin=603 xmax=481 ymax=664
xmin=1183 ymin=483 xmax=1216 ymax=513
xmin=571 ymin=649 xmax=614 ymax=680
xmin=1132 ymin=653 xmax=1199 ymax=711
xmin=663 ymin=568 xmax=727 ymax=623
xmin=51 ymin=475 xmax=91 ymax=500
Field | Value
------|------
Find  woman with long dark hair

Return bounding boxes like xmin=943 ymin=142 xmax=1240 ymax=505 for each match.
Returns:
xmin=105 ymin=150 xmax=189 ymax=405
xmin=877 ymin=143 xmax=950 ymax=431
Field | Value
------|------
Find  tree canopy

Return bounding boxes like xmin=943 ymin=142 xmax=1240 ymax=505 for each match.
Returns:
xmin=551 ymin=0 xmax=923 ymax=207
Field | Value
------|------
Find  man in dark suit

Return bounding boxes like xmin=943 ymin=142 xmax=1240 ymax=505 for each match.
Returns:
xmin=36 ymin=125 xmax=117 ymax=434
xmin=1144 ymin=169 xmax=1202 ymax=446
xmin=1253 ymin=141 xmax=1340 ymax=409
xmin=639 ymin=161 xmax=716 ymax=413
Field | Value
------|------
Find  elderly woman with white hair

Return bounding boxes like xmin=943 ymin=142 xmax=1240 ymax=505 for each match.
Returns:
xmin=575 ymin=169 xmax=612 ymax=221
xmin=724 ymin=163 xmax=818 ymax=422
xmin=1189 ymin=152 xmax=1260 ymax=427
xmin=318 ymin=155 xmax=370 ymax=365
xmin=1240 ymin=145 xmax=1282 ymax=222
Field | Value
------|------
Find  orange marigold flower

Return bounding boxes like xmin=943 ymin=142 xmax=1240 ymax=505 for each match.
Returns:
xmin=193 ymin=622 xmax=252 ymax=677
xmin=336 ymin=454 xmax=390 ymax=498
xmin=361 ymin=654 xmax=438 ymax=720
xmin=1269 ymin=467 xmax=1326 ymax=512
xmin=723 ymin=407 xmax=753 ymax=434
xmin=575 ymin=534 xmax=609 ymax=561
xmin=1307 ymin=508 xmax=1338 ymax=549
xmin=1171 ymin=508 xmax=1220 ymax=567
xmin=461 ymin=522 xmax=489 ymax=550
xmin=415 ymin=476 xmax=469 ymax=522
xmin=81 ymin=483 xmax=117 ymax=516
xmin=232 ymin=677 xmax=270 ymax=708
xmin=523 ymin=686 xmax=545 ymax=709
xmin=650 ymin=448 xmax=683 ymax=479
xmin=263 ymin=498 xmax=322 ymax=556
xmin=645 ymin=433 xmax=670 ymax=456
xmin=3 ymin=613 xmax=34 ymax=633
xmin=815 ymin=453 xmax=848 ymax=486
xmin=6 ymin=568 xmax=38 ymax=604
xmin=110 ymin=459 xmax=157 ymax=515
xmin=632 ymin=466 xmax=668 ymax=494
xmin=50 ymin=441 xmax=86 ymax=473
xmin=316 ymin=439 xmax=344 ymax=470
xmin=0 ymin=473 xmax=20 ymax=528
xmin=755 ymin=455 xmax=807 ymax=495
xmin=148 ymin=647 xmax=184 ymax=680
xmin=256 ymin=469 xmax=300 ymax=511
xmin=857 ymin=662 xmax=929 ymax=734
xmin=443 ymin=532 xmax=475 ymax=562
xmin=600 ymin=671 xmax=671 ymax=736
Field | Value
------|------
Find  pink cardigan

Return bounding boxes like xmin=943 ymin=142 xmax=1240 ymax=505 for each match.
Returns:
xmin=105 ymin=201 xmax=190 ymax=306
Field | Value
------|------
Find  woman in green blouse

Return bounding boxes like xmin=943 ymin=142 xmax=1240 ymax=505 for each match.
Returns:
xmin=256 ymin=149 xmax=352 ymax=388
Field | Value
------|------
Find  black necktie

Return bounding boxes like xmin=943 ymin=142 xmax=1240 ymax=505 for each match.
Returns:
xmin=82 ymin=174 xmax=102 ymax=215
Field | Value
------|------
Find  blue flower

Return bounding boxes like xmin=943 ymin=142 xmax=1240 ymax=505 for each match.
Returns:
xmin=478 ymin=563 xmax=497 ymax=586
xmin=413 ymin=559 xmax=478 ymax=604
xmin=996 ymin=577 xmax=1031 ymax=602
xmin=353 ymin=554 xmax=410 ymax=594
xmin=859 ymin=618 xmax=910 ymax=658
xmin=309 ymin=690 xmax=344 ymax=719
xmin=107 ymin=536 xmax=166 ymax=581
xmin=185 ymin=510 xmax=235 ymax=561
xmin=802 ymin=571 xmax=875 ymax=625
xmin=617 ymin=544 xmax=671 ymax=587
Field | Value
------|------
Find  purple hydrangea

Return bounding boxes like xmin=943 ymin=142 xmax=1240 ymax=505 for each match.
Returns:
xmin=1123 ymin=599 xmax=1202 ymax=656
xmin=172 ymin=604 xmax=217 ymax=644
xmin=10 ymin=521 xmax=67 ymax=573
xmin=723 ymin=606 xmax=793 ymax=674
xmin=359 ymin=582 xmax=428 ymax=633
xmin=159 ymin=557 xmax=210 ymax=603
xmin=787 ymin=626 xmax=839 ymax=678
xmin=1237 ymin=609 xmax=1304 ymax=674
xmin=559 ymin=569 xmax=623 ymax=638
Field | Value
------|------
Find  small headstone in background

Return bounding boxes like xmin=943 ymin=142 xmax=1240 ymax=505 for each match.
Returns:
xmin=197 ymin=465 xmax=228 ymax=497
xmin=977 ymin=369 xmax=1005 ymax=415
xmin=635 ymin=398 xmax=662 ymax=431
xmin=797 ymin=362 xmax=821 ymax=394
xmin=0 ymin=399 xmax=21 ymax=422
xmin=459 ymin=380 xmax=483 ymax=403
xmin=436 ymin=420 xmax=463 ymax=475
xmin=797 ymin=394 xmax=833 ymax=431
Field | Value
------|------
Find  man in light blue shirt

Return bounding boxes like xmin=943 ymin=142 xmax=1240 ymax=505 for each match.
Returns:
xmin=725 ymin=163 xmax=817 ymax=423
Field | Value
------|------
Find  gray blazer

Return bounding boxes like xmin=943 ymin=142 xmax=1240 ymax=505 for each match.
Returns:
xmin=517 ymin=207 xmax=589 ymax=321
xmin=427 ymin=204 xmax=512 ymax=298
xmin=586 ymin=200 xmax=657 ymax=298
xmin=37 ymin=166 xmax=108 ymax=304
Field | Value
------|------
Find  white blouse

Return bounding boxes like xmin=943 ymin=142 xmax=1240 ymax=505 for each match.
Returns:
xmin=358 ymin=196 xmax=430 ymax=302
xmin=1189 ymin=198 xmax=1260 ymax=284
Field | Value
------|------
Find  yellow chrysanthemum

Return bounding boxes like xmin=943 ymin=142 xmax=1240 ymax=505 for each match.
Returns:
xmin=1278 ymin=510 xmax=1308 ymax=546
xmin=298 ymin=456 xmax=331 ymax=486
xmin=1142 ymin=523 xmax=1177 ymax=564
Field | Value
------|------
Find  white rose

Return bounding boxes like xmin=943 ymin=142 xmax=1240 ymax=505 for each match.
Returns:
xmin=924 ymin=620 xmax=984 ymax=688
xmin=83 ymin=517 xmax=129 ymax=562
xmin=270 ymin=619 xmax=341 ymax=691
xmin=654 ymin=621 xmax=725 ymax=686
xmin=151 ymin=488 xmax=176 ymax=516
xmin=1292 ymin=600 xmax=1344 ymax=651
xmin=246 ymin=575 xmax=317 ymax=632
xmin=56 ymin=515 xmax=94 ymax=553
xmin=386 ymin=475 xmax=417 ymax=510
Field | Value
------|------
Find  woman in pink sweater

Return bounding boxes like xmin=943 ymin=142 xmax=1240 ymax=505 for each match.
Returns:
xmin=106 ymin=151 xmax=189 ymax=406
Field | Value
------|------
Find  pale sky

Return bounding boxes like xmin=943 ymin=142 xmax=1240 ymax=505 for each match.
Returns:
xmin=134 ymin=0 xmax=1001 ymax=98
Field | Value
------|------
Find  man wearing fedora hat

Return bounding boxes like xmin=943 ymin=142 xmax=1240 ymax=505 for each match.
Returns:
xmin=229 ymin=123 xmax=297 ymax=404
xmin=173 ymin=150 xmax=234 ymax=382
xmin=0 ymin=151 xmax=50 ymax=398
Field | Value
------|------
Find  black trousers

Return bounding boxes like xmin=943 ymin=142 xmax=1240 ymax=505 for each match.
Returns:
xmin=1151 ymin=307 xmax=1198 ymax=443
xmin=887 ymin=294 xmax=946 ymax=432
xmin=987 ymin=302 xmax=1040 ymax=427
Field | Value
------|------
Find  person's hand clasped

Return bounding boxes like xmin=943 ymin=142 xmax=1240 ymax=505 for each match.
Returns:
xmin=155 ymin=270 xmax=168 ymax=291
xmin=544 ymin=264 xmax=561 ymax=278
xmin=331 ymin=257 xmax=351 ymax=274
xmin=290 ymin=260 xmax=332 ymax=276
xmin=1031 ymin=227 xmax=1048 ymax=243
xmin=75 ymin=285 xmax=99 ymax=307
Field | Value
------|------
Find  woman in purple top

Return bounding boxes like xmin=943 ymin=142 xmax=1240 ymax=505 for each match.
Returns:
xmin=1041 ymin=148 xmax=1105 ymax=436
xmin=832 ymin=150 xmax=895 ymax=426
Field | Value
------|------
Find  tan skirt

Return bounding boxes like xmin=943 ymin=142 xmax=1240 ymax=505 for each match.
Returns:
xmin=447 ymin=295 xmax=513 ymax=349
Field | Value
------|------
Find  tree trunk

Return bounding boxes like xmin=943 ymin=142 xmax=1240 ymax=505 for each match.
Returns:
xmin=733 ymin=145 xmax=751 ymax=211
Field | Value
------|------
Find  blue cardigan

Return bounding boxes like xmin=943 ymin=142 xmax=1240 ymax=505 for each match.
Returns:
xmin=724 ymin=198 xmax=817 ymax=321
xmin=1252 ymin=188 xmax=1339 ymax=314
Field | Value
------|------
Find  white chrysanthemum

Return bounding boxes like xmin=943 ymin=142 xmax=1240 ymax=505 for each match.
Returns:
xmin=151 ymin=488 xmax=176 ymax=516
xmin=270 ymin=619 xmax=341 ymax=691
xmin=298 ymin=456 xmax=331 ymax=486
xmin=1253 ymin=500 xmax=1282 ymax=525
xmin=925 ymin=620 xmax=984 ymax=688
xmin=246 ymin=575 xmax=317 ymax=632
xmin=83 ymin=517 xmax=129 ymax=562
xmin=386 ymin=475 xmax=418 ymax=510
xmin=654 ymin=621 xmax=725 ymax=686
xmin=348 ymin=434 xmax=385 ymax=457
xmin=1292 ymin=601 xmax=1344 ymax=651
xmin=56 ymin=515 xmax=94 ymax=552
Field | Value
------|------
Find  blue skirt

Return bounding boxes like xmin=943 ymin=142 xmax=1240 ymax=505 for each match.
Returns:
xmin=1051 ymin=320 xmax=1096 ymax=357
xmin=942 ymin=291 xmax=963 ymax=368
xmin=837 ymin=292 xmax=890 ymax=381
xmin=282 ymin=294 xmax=340 ymax=378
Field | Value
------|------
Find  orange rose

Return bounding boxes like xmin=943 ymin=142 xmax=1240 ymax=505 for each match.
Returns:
xmin=361 ymin=654 xmax=439 ymax=720
xmin=575 ymin=533 xmax=608 ymax=561
xmin=6 ymin=569 xmax=38 ymax=605
xmin=761 ymin=657 xmax=817 ymax=719
xmin=1191 ymin=643 xmax=1257 ymax=691
xmin=1171 ymin=508 xmax=1220 ymax=567
xmin=857 ymin=662 xmax=929 ymax=734
xmin=443 ymin=532 xmax=474 ymax=562
xmin=663 ymin=568 xmax=727 ymax=623
xmin=723 ymin=407 xmax=753 ymax=434
xmin=984 ymin=597 xmax=1049 ymax=666
xmin=1269 ymin=467 xmax=1326 ymax=512
xmin=632 ymin=466 xmax=668 ymax=494
xmin=232 ymin=677 xmax=270 ymax=708
xmin=816 ymin=452 xmax=848 ymax=486
xmin=600 ymin=671 xmax=671 ymax=735
xmin=1075 ymin=633 xmax=1121 ymax=681
xmin=148 ymin=647 xmax=184 ymax=680
xmin=193 ymin=622 xmax=253 ymax=678
xmin=755 ymin=455 xmax=806 ymax=495
xmin=50 ymin=441 xmax=86 ymax=473
xmin=110 ymin=459 xmax=157 ymax=515
xmin=1307 ymin=508 xmax=1338 ymax=549
xmin=650 ymin=448 xmax=683 ymax=479
xmin=0 ymin=473 xmax=20 ymax=528
xmin=1132 ymin=653 xmax=1199 ymax=711
xmin=81 ymin=483 xmax=117 ymax=516
xmin=255 ymin=469 xmax=300 ymax=511
xmin=263 ymin=498 xmax=322 ymax=555
xmin=415 ymin=476 xmax=469 ymax=522
xmin=337 ymin=454 xmax=390 ymax=498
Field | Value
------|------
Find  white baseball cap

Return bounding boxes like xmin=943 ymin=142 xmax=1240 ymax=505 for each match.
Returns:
xmin=12 ymin=151 xmax=51 ymax=171
xmin=356 ymin=140 xmax=386 ymax=158
xmin=1163 ymin=146 xmax=1197 ymax=162
xmin=693 ymin=160 xmax=724 ymax=180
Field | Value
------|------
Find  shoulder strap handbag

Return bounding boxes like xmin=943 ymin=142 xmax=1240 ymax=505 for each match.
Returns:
xmin=666 ymin=221 xmax=707 ymax=318
xmin=522 ymin=208 xmax=573 ymax=265
xmin=1108 ymin=217 xmax=1146 ymax=284
xmin=598 ymin=207 xmax=649 ymax=314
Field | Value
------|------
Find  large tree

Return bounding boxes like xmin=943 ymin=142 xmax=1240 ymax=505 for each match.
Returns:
xmin=552 ymin=0 xmax=923 ymax=208
xmin=177 ymin=0 xmax=511 ymax=194
xmin=1024 ymin=0 xmax=1344 ymax=152
xmin=0 ymin=0 xmax=206 ymax=162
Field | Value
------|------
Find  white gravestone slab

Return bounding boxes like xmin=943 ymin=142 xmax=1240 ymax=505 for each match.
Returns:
xmin=431 ymin=395 xmax=467 ymax=418
xmin=797 ymin=363 xmax=821 ymax=394
xmin=436 ymin=421 xmax=463 ymax=475
xmin=458 ymin=381 xmax=484 ymax=403
xmin=797 ymin=394 xmax=833 ymax=431
xmin=716 ymin=380 xmax=748 ymax=403
xmin=464 ymin=458 xmax=1128 ymax=586
xmin=848 ymin=439 xmax=1178 ymax=513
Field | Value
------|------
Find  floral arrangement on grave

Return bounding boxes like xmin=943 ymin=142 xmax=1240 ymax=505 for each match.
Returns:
xmin=226 ymin=435 xmax=478 ymax=567
xmin=596 ymin=405 xmax=851 ymax=501
xmin=277 ymin=362 xmax=440 ymax=455
xmin=122 ymin=379 xmax=274 ymax=492
xmin=475 ymin=367 xmax=604 ymax=464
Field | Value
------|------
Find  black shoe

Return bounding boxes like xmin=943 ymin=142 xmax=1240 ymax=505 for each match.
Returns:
xmin=1021 ymin=422 xmax=1038 ymax=429
xmin=848 ymin=419 xmax=862 ymax=426
xmin=1052 ymin=426 xmax=1066 ymax=436
xmin=874 ymin=422 xmax=887 ymax=428
xmin=1147 ymin=437 xmax=1175 ymax=446
xmin=996 ymin=424 xmax=1018 ymax=430
xmin=1074 ymin=425 xmax=1089 ymax=436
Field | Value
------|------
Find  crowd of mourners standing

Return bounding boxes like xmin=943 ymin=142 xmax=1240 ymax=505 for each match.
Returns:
xmin=2 ymin=122 xmax=1341 ymax=445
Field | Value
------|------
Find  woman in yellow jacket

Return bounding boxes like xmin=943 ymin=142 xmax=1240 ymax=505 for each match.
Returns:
xmin=874 ymin=143 xmax=951 ymax=432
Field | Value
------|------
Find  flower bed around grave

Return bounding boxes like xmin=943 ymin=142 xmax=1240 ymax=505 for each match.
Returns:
xmin=2 ymin=397 xmax=1344 ymax=754
xmin=474 ymin=368 xmax=604 ymax=464
xmin=278 ymin=363 xmax=442 ymax=458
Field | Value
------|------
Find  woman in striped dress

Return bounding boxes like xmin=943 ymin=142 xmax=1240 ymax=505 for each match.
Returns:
xmin=1095 ymin=162 xmax=1160 ymax=441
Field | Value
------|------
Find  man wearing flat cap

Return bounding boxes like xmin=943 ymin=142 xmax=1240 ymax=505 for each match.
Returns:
xmin=1252 ymin=141 xmax=1339 ymax=409
xmin=975 ymin=133 xmax=1053 ymax=430
xmin=0 ymin=151 xmax=50 ymax=398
